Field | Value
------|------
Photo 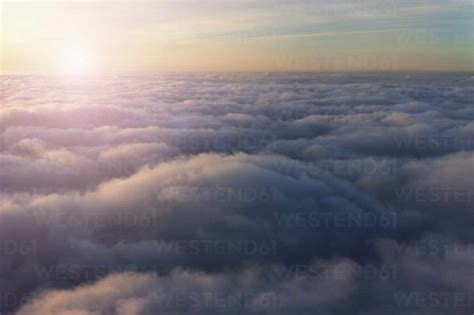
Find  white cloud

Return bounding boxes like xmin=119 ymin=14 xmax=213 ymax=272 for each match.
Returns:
xmin=1 ymin=73 xmax=473 ymax=314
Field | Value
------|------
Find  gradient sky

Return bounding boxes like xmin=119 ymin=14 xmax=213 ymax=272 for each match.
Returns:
xmin=1 ymin=0 xmax=473 ymax=73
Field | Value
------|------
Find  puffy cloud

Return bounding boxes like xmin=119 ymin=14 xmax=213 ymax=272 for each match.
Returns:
xmin=1 ymin=73 xmax=473 ymax=314
xmin=16 ymin=260 xmax=359 ymax=315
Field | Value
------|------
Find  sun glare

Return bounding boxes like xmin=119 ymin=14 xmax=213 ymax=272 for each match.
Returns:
xmin=58 ymin=45 xmax=95 ymax=76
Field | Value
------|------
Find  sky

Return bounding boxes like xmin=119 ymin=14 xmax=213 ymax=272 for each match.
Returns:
xmin=1 ymin=0 xmax=473 ymax=73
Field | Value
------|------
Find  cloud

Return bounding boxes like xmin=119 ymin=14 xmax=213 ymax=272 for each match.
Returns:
xmin=16 ymin=260 xmax=359 ymax=315
xmin=16 ymin=236 xmax=474 ymax=315
xmin=1 ymin=73 xmax=473 ymax=314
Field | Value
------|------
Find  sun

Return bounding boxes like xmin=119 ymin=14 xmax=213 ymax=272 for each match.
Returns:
xmin=58 ymin=45 xmax=95 ymax=75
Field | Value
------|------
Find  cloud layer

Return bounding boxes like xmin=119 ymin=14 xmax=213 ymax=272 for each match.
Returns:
xmin=1 ymin=73 xmax=473 ymax=314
